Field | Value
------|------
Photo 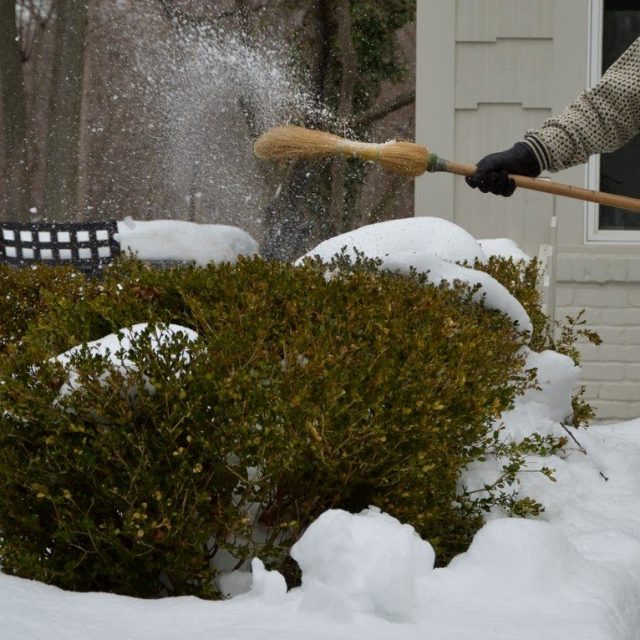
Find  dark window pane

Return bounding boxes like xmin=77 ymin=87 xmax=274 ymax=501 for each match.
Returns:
xmin=599 ymin=3 xmax=640 ymax=230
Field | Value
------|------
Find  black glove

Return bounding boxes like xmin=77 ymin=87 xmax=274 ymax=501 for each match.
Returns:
xmin=465 ymin=142 xmax=541 ymax=197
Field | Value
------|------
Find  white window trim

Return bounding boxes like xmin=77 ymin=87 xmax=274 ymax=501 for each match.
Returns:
xmin=586 ymin=0 xmax=640 ymax=244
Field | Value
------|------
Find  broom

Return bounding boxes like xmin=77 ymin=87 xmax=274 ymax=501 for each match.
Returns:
xmin=254 ymin=125 xmax=640 ymax=213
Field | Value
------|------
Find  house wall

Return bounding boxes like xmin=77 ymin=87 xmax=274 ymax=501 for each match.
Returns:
xmin=415 ymin=0 xmax=640 ymax=421
xmin=556 ymin=255 xmax=640 ymax=420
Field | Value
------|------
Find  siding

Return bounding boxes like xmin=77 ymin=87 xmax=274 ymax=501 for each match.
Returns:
xmin=416 ymin=0 xmax=590 ymax=251
xmin=455 ymin=0 xmax=553 ymax=42
xmin=455 ymin=40 xmax=551 ymax=109
xmin=453 ymin=2 xmax=555 ymax=253
xmin=416 ymin=0 xmax=640 ymax=421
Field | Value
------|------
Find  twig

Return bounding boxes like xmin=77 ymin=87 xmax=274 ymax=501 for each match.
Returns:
xmin=352 ymin=90 xmax=416 ymax=128
xmin=560 ymin=422 xmax=587 ymax=455
xmin=560 ymin=422 xmax=609 ymax=481
xmin=157 ymin=0 xmax=269 ymax=34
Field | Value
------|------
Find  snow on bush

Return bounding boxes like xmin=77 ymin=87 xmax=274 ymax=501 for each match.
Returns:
xmin=477 ymin=237 xmax=531 ymax=262
xmin=299 ymin=217 xmax=486 ymax=265
xmin=298 ymin=216 xmax=532 ymax=333
xmin=56 ymin=322 xmax=198 ymax=396
xmin=115 ymin=217 xmax=259 ymax=265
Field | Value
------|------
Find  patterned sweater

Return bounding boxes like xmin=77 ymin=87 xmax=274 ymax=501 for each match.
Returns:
xmin=524 ymin=37 xmax=640 ymax=172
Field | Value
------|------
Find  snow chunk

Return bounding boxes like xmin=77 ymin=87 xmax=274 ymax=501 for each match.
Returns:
xmin=290 ymin=507 xmax=435 ymax=621
xmin=115 ymin=218 xmax=259 ymax=266
xmin=247 ymin=559 xmax=287 ymax=604
xmin=217 ymin=569 xmax=253 ymax=599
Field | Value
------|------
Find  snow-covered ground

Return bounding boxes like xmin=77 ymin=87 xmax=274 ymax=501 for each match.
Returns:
xmin=2 ymin=217 xmax=640 ymax=640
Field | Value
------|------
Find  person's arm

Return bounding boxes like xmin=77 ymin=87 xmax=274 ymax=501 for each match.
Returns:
xmin=467 ymin=37 xmax=640 ymax=196
xmin=526 ymin=37 xmax=640 ymax=171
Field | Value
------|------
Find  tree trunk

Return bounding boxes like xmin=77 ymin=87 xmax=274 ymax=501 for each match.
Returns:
xmin=76 ymin=0 xmax=99 ymax=221
xmin=311 ymin=0 xmax=332 ymax=122
xmin=261 ymin=161 xmax=314 ymax=261
xmin=0 ymin=1 xmax=28 ymax=219
xmin=328 ymin=0 xmax=357 ymax=235
xmin=44 ymin=0 xmax=89 ymax=221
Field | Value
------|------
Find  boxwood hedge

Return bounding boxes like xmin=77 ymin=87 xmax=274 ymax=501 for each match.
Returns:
xmin=0 ymin=255 xmax=558 ymax=598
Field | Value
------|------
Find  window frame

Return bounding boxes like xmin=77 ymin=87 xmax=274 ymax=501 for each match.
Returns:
xmin=586 ymin=0 xmax=640 ymax=243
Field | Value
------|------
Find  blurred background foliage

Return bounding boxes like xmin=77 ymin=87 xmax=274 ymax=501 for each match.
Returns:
xmin=0 ymin=0 xmax=416 ymax=260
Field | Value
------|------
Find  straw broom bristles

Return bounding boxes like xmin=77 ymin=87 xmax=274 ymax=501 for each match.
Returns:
xmin=374 ymin=140 xmax=429 ymax=177
xmin=254 ymin=125 xmax=429 ymax=177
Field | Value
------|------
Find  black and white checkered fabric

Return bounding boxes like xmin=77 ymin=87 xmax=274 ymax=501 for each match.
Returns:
xmin=0 ymin=220 xmax=120 ymax=274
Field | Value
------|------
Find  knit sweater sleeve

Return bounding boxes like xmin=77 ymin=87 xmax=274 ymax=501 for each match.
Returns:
xmin=523 ymin=37 xmax=640 ymax=172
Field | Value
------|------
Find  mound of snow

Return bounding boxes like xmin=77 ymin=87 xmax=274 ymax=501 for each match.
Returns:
xmin=298 ymin=216 xmax=486 ymax=265
xmin=290 ymin=507 xmax=434 ymax=622
xmin=246 ymin=559 xmax=288 ymax=605
xmin=115 ymin=218 xmax=259 ymax=266
xmin=445 ymin=518 xmax=591 ymax=592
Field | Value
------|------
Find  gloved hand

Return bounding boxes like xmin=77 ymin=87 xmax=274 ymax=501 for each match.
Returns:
xmin=465 ymin=142 xmax=541 ymax=197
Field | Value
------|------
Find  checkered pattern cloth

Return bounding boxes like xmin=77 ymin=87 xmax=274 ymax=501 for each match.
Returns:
xmin=0 ymin=220 xmax=120 ymax=274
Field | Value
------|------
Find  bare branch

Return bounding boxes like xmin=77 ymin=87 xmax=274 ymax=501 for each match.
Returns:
xmin=352 ymin=90 xmax=415 ymax=129
xmin=156 ymin=0 xmax=271 ymax=35
xmin=155 ymin=0 xmax=213 ymax=34
xmin=16 ymin=0 xmax=55 ymax=61
xmin=22 ymin=0 xmax=54 ymax=28
xmin=559 ymin=422 xmax=588 ymax=455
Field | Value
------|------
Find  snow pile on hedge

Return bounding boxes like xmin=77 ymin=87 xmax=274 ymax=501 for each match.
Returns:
xmin=56 ymin=323 xmax=198 ymax=397
xmin=3 ymin=217 xmax=640 ymax=639
xmin=298 ymin=216 xmax=532 ymax=333
xmin=115 ymin=217 xmax=259 ymax=265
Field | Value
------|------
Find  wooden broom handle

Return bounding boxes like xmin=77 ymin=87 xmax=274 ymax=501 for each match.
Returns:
xmin=445 ymin=160 xmax=640 ymax=213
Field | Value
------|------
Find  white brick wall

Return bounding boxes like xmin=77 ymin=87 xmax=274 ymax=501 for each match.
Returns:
xmin=555 ymin=255 xmax=640 ymax=421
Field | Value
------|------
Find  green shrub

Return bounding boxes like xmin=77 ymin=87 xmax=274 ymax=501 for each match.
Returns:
xmin=0 ymin=256 xmax=533 ymax=598
xmin=474 ymin=256 xmax=550 ymax=352
xmin=0 ymin=264 xmax=86 ymax=355
xmin=476 ymin=256 xmax=601 ymax=427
